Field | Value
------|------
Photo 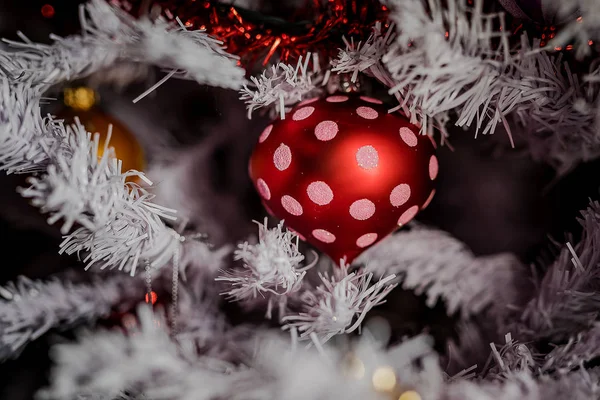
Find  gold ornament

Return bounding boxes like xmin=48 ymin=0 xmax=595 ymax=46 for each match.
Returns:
xmin=57 ymin=86 xmax=145 ymax=174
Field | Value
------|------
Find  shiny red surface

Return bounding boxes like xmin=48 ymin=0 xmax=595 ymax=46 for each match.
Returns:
xmin=249 ymin=94 xmax=437 ymax=265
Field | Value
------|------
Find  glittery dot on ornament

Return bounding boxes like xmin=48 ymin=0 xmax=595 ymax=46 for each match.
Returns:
xmin=350 ymin=199 xmax=376 ymax=220
xmin=259 ymin=125 xmax=272 ymax=143
xmin=429 ymin=155 xmax=439 ymax=180
xmin=326 ymin=95 xmax=349 ymax=103
xmin=356 ymin=233 xmax=378 ymax=248
xmin=281 ymin=195 xmax=303 ymax=216
xmin=390 ymin=184 xmax=411 ymax=207
xmin=249 ymin=93 xmax=437 ymax=265
xmin=356 ymin=106 xmax=378 ymax=120
xmin=273 ymin=144 xmax=292 ymax=171
xmin=307 ymin=181 xmax=334 ymax=205
xmin=299 ymin=97 xmax=319 ymax=106
xmin=292 ymin=106 xmax=315 ymax=121
xmin=314 ymin=120 xmax=339 ymax=141
xmin=360 ymin=96 xmax=383 ymax=104
xmin=398 ymin=205 xmax=419 ymax=226
xmin=256 ymin=178 xmax=271 ymax=200
xmin=400 ymin=127 xmax=418 ymax=147
xmin=356 ymin=145 xmax=379 ymax=169
xmin=313 ymin=229 xmax=336 ymax=243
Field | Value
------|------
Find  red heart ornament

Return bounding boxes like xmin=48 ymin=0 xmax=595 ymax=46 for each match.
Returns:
xmin=249 ymin=94 xmax=438 ymax=265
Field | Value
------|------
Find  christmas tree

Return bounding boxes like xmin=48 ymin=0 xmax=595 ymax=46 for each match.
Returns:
xmin=1 ymin=0 xmax=600 ymax=398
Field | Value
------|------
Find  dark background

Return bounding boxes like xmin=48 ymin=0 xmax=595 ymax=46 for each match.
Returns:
xmin=1 ymin=1 xmax=600 ymax=399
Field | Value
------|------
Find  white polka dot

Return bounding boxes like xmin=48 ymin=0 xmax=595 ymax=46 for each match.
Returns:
xmin=360 ymin=96 xmax=383 ymax=104
xmin=259 ymin=125 xmax=272 ymax=143
xmin=313 ymin=229 xmax=336 ymax=243
xmin=292 ymin=106 xmax=315 ymax=121
xmin=429 ymin=155 xmax=439 ymax=180
xmin=422 ymin=189 xmax=436 ymax=210
xmin=356 ymin=233 xmax=378 ymax=248
xmin=281 ymin=195 xmax=303 ymax=216
xmin=390 ymin=184 xmax=411 ymax=207
xmin=307 ymin=181 xmax=334 ymax=205
xmin=399 ymin=127 xmax=418 ymax=147
xmin=398 ymin=205 xmax=419 ymax=226
xmin=350 ymin=199 xmax=376 ymax=220
xmin=256 ymin=178 xmax=271 ymax=200
xmin=314 ymin=120 xmax=338 ymax=141
xmin=356 ymin=106 xmax=378 ymax=119
xmin=326 ymin=95 xmax=348 ymax=103
xmin=299 ymin=97 xmax=319 ymax=106
xmin=273 ymin=144 xmax=292 ymax=171
xmin=356 ymin=145 xmax=379 ymax=169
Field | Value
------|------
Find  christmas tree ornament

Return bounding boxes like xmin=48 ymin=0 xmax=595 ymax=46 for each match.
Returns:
xmin=57 ymin=86 xmax=146 ymax=174
xmin=249 ymin=94 xmax=437 ymax=264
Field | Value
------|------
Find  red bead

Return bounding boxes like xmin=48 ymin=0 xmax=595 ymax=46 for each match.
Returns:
xmin=249 ymin=94 xmax=437 ymax=265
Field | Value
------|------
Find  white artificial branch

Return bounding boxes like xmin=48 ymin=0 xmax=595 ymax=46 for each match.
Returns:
xmin=357 ymin=226 xmax=527 ymax=318
xmin=239 ymin=53 xmax=326 ymax=119
xmin=40 ymin=303 xmax=446 ymax=400
xmin=513 ymin=37 xmax=600 ymax=175
xmin=0 ymin=0 xmax=244 ymax=274
xmin=0 ymin=273 xmax=144 ymax=361
xmin=382 ymin=0 xmax=514 ymax=138
xmin=283 ymin=265 xmax=397 ymax=343
xmin=0 ymin=0 xmax=244 ymax=90
xmin=331 ymin=22 xmax=397 ymax=88
xmin=216 ymin=219 xmax=315 ymax=319
xmin=516 ymin=201 xmax=600 ymax=342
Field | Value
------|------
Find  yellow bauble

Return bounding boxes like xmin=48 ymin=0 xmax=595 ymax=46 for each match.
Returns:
xmin=58 ymin=87 xmax=145 ymax=174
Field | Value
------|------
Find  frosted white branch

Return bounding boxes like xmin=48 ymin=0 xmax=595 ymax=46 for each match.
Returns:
xmin=0 ymin=273 xmax=144 ymax=361
xmin=516 ymin=200 xmax=600 ymax=342
xmin=0 ymin=0 xmax=244 ymax=90
xmin=383 ymin=0 xmax=515 ymax=137
xmin=357 ymin=226 xmax=527 ymax=318
xmin=239 ymin=53 xmax=325 ymax=119
xmin=0 ymin=0 xmax=244 ymax=274
xmin=40 ymin=302 xmax=448 ymax=400
xmin=331 ymin=22 xmax=397 ymax=87
xmin=216 ymin=219 xmax=314 ymax=319
xmin=513 ymin=39 xmax=600 ymax=175
xmin=283 ymin=265 xmax=397 ymax=343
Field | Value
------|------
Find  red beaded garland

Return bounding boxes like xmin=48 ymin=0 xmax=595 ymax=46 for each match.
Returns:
xmin=249 ymin=94 xmax=437 ymax=265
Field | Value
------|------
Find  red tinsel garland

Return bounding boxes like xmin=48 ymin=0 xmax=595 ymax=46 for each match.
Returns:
xmin=122 ymin=0 xmax=389 ymax=72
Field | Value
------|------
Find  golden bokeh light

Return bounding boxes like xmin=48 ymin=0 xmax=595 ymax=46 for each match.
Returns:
xmin=64 ymin=86 xmax=97 ymax=111
xmin=342 ymin=354 xmax=365 ymax=379
xmin=372 ymin=366 xmax=397 ymax=392
xmin=398 ymin=390 xmax=422 ymax=400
